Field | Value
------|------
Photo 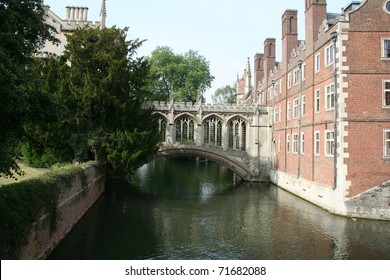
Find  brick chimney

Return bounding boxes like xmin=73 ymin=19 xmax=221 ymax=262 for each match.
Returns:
xmin=305 ymin=0 xmax=327 ymax=51
xmin=282 ymin=10 xmax=298 ymax=72
xmin=254 ymin=53 xmax=264 ymax=92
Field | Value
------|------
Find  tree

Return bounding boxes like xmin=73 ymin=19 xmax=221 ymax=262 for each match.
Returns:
xmin=0 ymin=0 xmax=57 ymax=178
xmin=212 ymin=84 xmax=237 ymax=105
xmin=148 ymin=46 xmax=214 ymax=103
xmin=23 ymin=26 xmax=160 ymax=178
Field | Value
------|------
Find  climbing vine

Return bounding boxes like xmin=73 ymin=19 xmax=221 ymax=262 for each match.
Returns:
xmin=0 ymin=162 xmax=98 ymax=259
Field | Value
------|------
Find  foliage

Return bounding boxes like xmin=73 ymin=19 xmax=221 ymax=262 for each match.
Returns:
xmin=147 ymin=46 xmax=214 ymax=103
xmin=0 ymin=163 xmax=94 ymax=259
xmin=212 ymin=84 xmax=237 ymax=105
xmin=22 ymin=26 xmax=160 ymax=178
xmin=0 ymin=0 xmax=57 ymax=179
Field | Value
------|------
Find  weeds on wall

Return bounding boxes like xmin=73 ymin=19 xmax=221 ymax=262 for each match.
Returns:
xmin=0 ymin=162 xmax=95 ymax=259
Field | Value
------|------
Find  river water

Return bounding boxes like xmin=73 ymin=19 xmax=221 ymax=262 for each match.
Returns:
xmin=49 ymin=158 xmax=390 ymax=260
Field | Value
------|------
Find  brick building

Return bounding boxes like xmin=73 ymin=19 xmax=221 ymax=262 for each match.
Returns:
xmin=249 ymin=0 xmax=389 ymax=215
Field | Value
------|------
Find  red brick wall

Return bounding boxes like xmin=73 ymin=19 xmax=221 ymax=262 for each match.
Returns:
xmin=20 ymin=165 xmax=106 ymax=259
xmin=343 ymin=0 xmax=390 ymax=196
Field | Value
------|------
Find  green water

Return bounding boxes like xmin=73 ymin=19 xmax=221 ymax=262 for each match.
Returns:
xmin=49 ymin=158 xmax=390 ymax=259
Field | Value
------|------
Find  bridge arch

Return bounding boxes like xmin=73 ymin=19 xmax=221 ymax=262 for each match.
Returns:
xmin=150 ymin=146 xmax=253 ymax=181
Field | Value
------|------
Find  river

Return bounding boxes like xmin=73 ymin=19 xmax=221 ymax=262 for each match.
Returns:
xmin=48 ymin=158 xmax=390 ymax=259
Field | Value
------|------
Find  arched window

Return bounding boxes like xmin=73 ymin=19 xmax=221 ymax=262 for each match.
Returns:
xmin=228 ymin=117 xmax=246 ymax=151
xmin=175 ymin=116 xmax=194 ymax=143
xmin=203 ymin=117 xmax=222 ymax=146
xmin=158 ymin=118 xmax=167 ymax=142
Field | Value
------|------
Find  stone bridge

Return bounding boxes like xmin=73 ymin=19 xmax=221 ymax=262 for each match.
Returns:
xmin=142 ymin=101 xmax=271 ymax=182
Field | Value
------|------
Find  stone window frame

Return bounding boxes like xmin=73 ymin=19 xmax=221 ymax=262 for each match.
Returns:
xmin=293 ymin=67 xmax=300 ymax=86
xmin=384 ymin=129 xmax=390 ymax=158
xmin=287 ymin=101 xmax=291 ymax=120
xmin=301 ymin=95 xmax=306 ymax=116
xmin=293 ymin=97 xmax=299 ymax=118
xmin=324 ymin=43 xmax=335 ymax=67
xmin=286 ymin=134 xmax=290 ymax=153
xmin=315 ymin=89 xmax=321 ymax=113
xmin=157 ymin=117 xmax=167 ymax=143
xmin=381 ymin=37 xmax=390 ymax=60
xmin=292 ymin=133 xmax=299 ymax=154
xmin=287 ymin=72 xmax=292 ymax=89
xmin=314 ymin=131 xmax=320 ymax=156
xmin=315 ymin=52 xmax=321 ymax=73
xmin=325 ymin=83 xmax=335 ymax=111
xmin=383 ymin=80 xmax=390 ymax=108
xmin=325 ymin=130 xmax=335 ymax=157
xmin=300 ymin=133 xmax=305 ymax=155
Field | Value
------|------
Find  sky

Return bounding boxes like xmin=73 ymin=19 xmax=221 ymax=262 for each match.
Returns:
xmin=43 ymin=0 xmax=344 ymax=102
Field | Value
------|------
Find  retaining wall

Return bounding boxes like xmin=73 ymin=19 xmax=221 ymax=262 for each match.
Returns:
xmin=20 ymin=164 xmax=105 ymax=259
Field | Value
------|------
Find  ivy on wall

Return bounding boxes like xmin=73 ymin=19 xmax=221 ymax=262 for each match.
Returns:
xmin=0 ymin=162 xmax=97 ymax=259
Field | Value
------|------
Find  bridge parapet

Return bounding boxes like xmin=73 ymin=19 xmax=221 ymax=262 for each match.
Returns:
xmin=143 ymin=101 xmax=271 ymax=178
xmin=142 ymin=101 xmax=268 ymax=115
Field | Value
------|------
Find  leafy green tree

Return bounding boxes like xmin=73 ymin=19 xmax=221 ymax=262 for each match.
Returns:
xmin=148 ymin=46 xmax=214 ymax=103
xmin=212 ymin=84 xmax=237 ymax=105
xmin=0 ymin=0 xmax=57 ymax=178
xmin=24 ymin=26 xmax=160 ymax=178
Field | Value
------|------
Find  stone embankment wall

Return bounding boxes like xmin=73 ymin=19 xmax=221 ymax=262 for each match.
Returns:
xmin=345 ymin=180 xmax=390 ymax=221
xmin=20 ymin=164 xmax=105 ymax=259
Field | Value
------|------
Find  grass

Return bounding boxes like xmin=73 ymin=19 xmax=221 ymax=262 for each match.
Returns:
xmin=0 ymin=163 xmax=49 ymax=186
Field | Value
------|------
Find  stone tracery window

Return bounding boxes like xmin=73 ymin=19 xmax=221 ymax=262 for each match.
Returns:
xmin=203 ymin=117 xmax=222 ymax=147
xmin=228 ymin=117 xmax=247 ymax=151
xmin=175 ymin=116 xmax=194 ymax=143
xmin=157 ymin=117 xmax=167 ymax=142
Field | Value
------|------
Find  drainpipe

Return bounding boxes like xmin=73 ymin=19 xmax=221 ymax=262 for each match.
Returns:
xmin=331 ymin=31 xmax=338 ymax=190
xmin=297 ymin=59 xmax=303 ymax=178
xmin=271 ymin=80 xmax=275 ymax=169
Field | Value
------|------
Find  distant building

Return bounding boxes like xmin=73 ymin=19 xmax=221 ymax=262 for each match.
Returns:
xmin=244 ymin=0 xmax=389 ymax=214
xmin=37 ymin=1 xmax=107 ymax=59
xmin=236 ymin=58 xmax=253 ymax=106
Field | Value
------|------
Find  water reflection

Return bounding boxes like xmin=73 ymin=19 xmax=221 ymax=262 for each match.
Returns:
xmin=49 ymin=158 xmax=390 ymax=260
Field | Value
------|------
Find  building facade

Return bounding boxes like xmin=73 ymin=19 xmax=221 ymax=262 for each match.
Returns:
xmin=249 ymin=0 xmax=390 ymax=216
xmin=37 ymin=1 xmax=107 ymax=59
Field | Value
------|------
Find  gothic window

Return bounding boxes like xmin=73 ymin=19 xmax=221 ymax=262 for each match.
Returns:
xmin=175 ymin=116 xmax=194 ymax=143
xmin=203 ymin=117 xmax=222 ymax=147
xmin=158 ymin=118 xmax=167 ymax=142
xmin=228 ymin=117 xmax=246 ymax=151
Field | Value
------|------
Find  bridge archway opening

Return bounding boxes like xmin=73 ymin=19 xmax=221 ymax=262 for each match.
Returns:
xmin=149 ymin=147 xmax=253 ymax=181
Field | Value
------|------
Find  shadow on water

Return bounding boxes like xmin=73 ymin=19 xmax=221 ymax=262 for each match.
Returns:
xmin=49 ymin=158 xmax=390 ymax=260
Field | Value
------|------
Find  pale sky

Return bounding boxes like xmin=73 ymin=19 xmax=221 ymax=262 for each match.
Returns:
xmin=43 ymin=0 xmax=344 ymax=102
